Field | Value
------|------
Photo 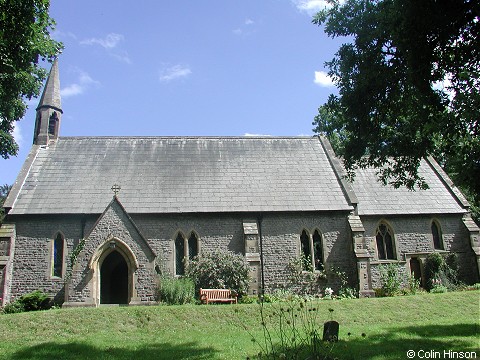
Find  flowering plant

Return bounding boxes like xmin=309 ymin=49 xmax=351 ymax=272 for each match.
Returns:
xmin=324 ymin=287 xmax=334 ymax=299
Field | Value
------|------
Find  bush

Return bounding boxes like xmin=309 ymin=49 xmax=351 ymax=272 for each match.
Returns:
xmin=157 ymin=275 xmax=195 ymax=305
xmin=238 ymin=295 xmax=259 ymax=304
xmin=285 ymin=255 xmax=327 ymax=295
xmin=407 ymin=275 xmax=421 ymax=295
xmin=378 ymin=263 xmax=404 ymax=297
xmin=424 ymin=252 xmax=459 ymax=291
xmin=2 ymin=290 xmax=51 ymax=314
xmin=186 ymin=250 xmax=250 ymax=296
xmin=430 ymin=284 xmax=448 ymax=293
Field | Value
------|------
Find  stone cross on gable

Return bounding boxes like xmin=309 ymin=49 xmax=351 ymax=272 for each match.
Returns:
xmin=111 ymin=184 xmax=121 ymax=196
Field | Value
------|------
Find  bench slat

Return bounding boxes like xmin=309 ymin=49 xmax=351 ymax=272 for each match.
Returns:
xmin=199 ymin=288 xmax=237 ymax=304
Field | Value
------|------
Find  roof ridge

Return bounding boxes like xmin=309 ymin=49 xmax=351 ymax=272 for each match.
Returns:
xmin=57 ymin=135 xmax=316 ymax=140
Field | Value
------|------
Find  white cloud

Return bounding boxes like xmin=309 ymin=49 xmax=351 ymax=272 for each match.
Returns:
xmin=80 ymin=33 xmax=132 ymax=64
xmin=244 ymin=133 xmax=272 ymax=137
xmin=80 ymin=33 xmax=124 ymax=49
xmin=293 ymin=0 xmax=330 ymax=14
xmin=159 ymin=65 xmax=192 ymax=83
xmin=292 ymin=0 xmax=345 ymax=15
xmin=61 ymin=70 xmax=100 ymax=98
xmin=12 ymin=123 xmax=23 ymax=147
xmin=314 ymin=71 xmax=334 ymax=87
xmin=112 ymin=51 xmax=132 ymax=64
xmin=52 ymin=30 xmax=77 ymax=41
xmin=233 ymin=18 xmax=255 ymax=36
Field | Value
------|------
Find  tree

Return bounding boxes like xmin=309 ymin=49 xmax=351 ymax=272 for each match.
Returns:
xmin=312 ymin=0 xmax=479 ymax=207
xmin=0 ymin=0 xmax=63 ymax=158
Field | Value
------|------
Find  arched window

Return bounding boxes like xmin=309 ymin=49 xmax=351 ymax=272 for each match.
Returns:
xmin=300 ymin=230 xmax=310 ymax=259
xmin=312 ymin=230 xmax=324 ymax=270
xmin=175 ymin=233 xmax=185 ymax=276
xmin=376 ymin=222 xmax=395 ymax=260
xmin=188 ymin=232 xmax=199 ymax=260
xmin=48 ymin=112 xmax=59 ymax=135
xmin=431 ymin=221 xmax=443 ymax=250
xmin=300 ymin=229 xmax=324 ymax=271
xmin=52 ymin=233 xmax=64 ymax=277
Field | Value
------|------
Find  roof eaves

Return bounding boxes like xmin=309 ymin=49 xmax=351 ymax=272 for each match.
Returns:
xmin=425 ymin=156 xmax=470 ymax=210
xmin=3 ymin=145 xmax=41 ymax=212
xmin=318 ymin=135 xmax=358 ymax=210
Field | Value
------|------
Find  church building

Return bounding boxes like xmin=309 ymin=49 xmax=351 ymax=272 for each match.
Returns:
xmin=1 ymin=60 xmax=479 ymax=306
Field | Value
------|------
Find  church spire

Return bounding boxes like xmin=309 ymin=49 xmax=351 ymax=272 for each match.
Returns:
xmin=34 ymin=59 xmax=63 ymax=145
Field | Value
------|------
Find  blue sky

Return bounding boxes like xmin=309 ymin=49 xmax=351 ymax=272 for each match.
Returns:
xmin=2 ymin=0 xmax=344 ymax=185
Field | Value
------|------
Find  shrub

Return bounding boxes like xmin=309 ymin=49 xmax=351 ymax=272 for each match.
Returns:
xmin=430 ymin=284 xmax=448 ymax=293
xmin=407 ymin=275 xmax=421 ymax=295
xmin=157 ymin=275 xmax=195 ymax=305
xmin=2 ymin=290 xmax=51 ymax=314
xmin=186 ymin=250 xmax=250 ymax=296
xmin=285 ymin=255 xmax=327 ymax=295
xmin=424 ymin=252 xmax=459 ymax=291
xmin=378 ymin=263 xmax=404 ymax=297
xmin=239 ymin=295 xmax=259 ymax=304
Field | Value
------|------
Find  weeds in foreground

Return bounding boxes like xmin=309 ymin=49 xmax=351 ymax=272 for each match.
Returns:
xmin=236 ymin=297 xmax=337 ymax=359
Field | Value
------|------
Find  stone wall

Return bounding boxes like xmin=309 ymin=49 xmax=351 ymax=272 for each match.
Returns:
xmin=8 ymin=210 xmax=353 ymax=303
xmin=7 ymin=210 xmax=476 ymax=304
xmin=362 ymin=214 xmax=477 ymax=288
xmin=65 ymin=200 xmax=157 ymax=306
xmin=10 ymin=216 xmax=82 ymax=303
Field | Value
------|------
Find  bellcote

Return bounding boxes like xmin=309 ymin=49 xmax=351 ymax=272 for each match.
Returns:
xmin=34 ymin=59 xmax=63 ymax=145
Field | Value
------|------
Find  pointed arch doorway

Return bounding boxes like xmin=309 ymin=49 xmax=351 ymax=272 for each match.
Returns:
xmin=100 ymin=250 xmax=129 ymax=304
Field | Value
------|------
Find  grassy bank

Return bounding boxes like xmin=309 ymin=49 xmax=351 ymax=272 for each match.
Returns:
xmin=0 ymin=291 xmax=478 ymax=359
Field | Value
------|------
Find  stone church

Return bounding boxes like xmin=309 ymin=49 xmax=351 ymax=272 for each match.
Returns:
xmin=1 ymin=60 xmax=479 ymax=307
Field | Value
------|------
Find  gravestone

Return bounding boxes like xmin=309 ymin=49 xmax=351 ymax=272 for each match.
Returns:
xmin=323 ymin=320 xmax=339 ymax=342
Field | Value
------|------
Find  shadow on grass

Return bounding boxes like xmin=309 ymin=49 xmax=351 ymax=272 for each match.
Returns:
xmin=8 ymin=341 xmax=218 ymax=360
xmin=332 ymin=323 xmax=479 ymax=360
xmin=250 ymin=323 xmax=479 ymax=360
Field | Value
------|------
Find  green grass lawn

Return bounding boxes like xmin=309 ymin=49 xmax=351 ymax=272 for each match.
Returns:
xmin=0 ymin=291 xmax=478 ymax=360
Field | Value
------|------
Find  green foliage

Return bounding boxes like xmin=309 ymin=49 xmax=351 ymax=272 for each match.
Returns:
xmin=378 ymin=263 xmax=404 ymax=297
xmin=407 ymin=275 xmax=421 ymax=295
xmin=337 ymin=286 xmax=357 ymax=300
xmin=0 ymin=0 xmax=63 ymax=158
xmin=185 ymin=250 xmax=250 ymax=296
xmin=65 ymin=238 xmax=86 ymax=281
xmin=424 ymin=252 xmax=459 ymax=291
xmin=237 ymin=298 xmax=336 ymax=359
xmin=285 ymin=257 xmax=357 ymax=299
xmin=312 ymin=0 xmax=480 ymax=205
xmin=239 ymin=295 xmax=259 ymax=304
xmin=285 ymin=255 xmax=327 ymax=295
xmin=2 ymin=290 xmax=51 ymax=314
xmin=156 ymin=274 xmax=195 ymax=305
xmin=430 ymin=285 xmax=448 ymax=294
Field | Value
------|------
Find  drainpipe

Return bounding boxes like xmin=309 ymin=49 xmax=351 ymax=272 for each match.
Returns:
xmin=258 ymin=214 xmax=265 ymax=297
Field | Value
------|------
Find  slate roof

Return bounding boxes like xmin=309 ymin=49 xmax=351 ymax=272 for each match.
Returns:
xmin=6 ymin=136 xmax=354 ymax=215
xmin=36 ymin=59 xmax=61 ymax=112
xmin=351 ymin=158 xmax=467 ymax=215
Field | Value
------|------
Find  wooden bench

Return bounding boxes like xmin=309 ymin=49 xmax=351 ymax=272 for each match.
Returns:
xmin=199 ymin=288 xmax=237 ymax=304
